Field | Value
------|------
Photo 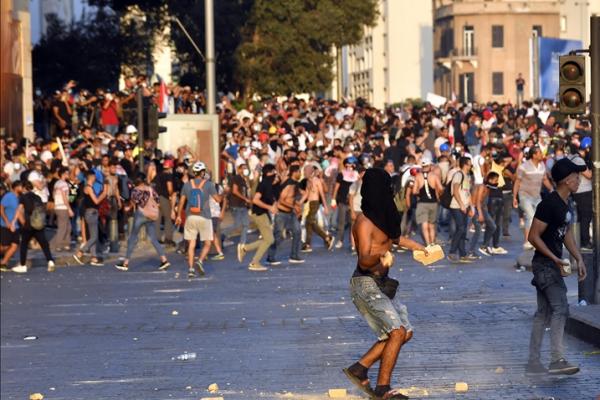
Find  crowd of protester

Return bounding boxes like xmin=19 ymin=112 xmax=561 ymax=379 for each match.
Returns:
xmin=1 ymin=75 xmax=594 ymax=277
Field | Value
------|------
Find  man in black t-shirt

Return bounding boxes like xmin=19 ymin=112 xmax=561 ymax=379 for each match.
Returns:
xmin=153 ymin=159 xmax=176 ymax=245
xmin=223 ymin=163 xmax=252 ymax=245
xmin=237 ymin=164 xmax=277 ymax=271
xmin=526 ymin=158 xmax=587 ymax=376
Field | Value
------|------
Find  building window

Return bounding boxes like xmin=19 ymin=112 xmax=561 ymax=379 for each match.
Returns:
xmin=492 ymin=25 xmax=503 ymax=48
xmin=492 ymin=72 xmax=503 ymax=95
xmin=463 ymin=25 xmax=474 ymax=56
xmin=560 ymin=16 xmax=567 ymax=32
xmin=532 ymin=25 xmax=543 ymax=37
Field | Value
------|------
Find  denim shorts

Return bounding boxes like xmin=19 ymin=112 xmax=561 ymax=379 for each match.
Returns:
xmin=350 ymin=276 xmax=413 ymax=341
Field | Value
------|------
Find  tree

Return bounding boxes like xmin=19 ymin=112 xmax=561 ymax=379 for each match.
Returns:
xmin=32 ymin=6 xmax=157 ymax=92
xmin=236 ymin=0 xmax=378 ymax=96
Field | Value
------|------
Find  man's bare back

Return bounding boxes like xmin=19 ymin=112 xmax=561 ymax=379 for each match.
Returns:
xmin=352 ymin=213 xmax=393 ymax=277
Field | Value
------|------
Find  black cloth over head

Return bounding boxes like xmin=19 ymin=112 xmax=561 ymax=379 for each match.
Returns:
xmin=360 ymin=168 xmax=401 ymax=240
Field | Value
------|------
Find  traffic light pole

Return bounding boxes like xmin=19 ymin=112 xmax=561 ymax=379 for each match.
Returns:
xmin=590 ymin=16 xmax=600 ymax=304
xmin=136 ymin=88 xmax=144 ymax=173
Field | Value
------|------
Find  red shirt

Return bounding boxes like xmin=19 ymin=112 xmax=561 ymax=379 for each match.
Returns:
xmin=101 ymin=101 xmax=119 ymax=126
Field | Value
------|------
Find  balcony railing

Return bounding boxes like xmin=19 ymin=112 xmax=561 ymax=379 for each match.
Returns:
xmin=435 ymin=47 xmax=478 ymax=60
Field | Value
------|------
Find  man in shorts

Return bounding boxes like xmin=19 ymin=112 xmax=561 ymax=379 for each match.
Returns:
xmin=176 ymin=162 xmax=220 ymax=278
xmin=0 ymin=181 xmax=23 ymax=271
xmin=413 ymin=158 xmax=442 ymax=246
xmin=344 ymin=168 xmax=427 ymax=400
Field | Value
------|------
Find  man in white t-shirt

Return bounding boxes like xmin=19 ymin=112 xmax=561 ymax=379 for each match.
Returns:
xmin=471 ymin=146 xmax=490 ymax=187
xmin=448 ymin=157 xmax=474 ymax=263
xmin=50 ymin=167 xmax=74 ymax=251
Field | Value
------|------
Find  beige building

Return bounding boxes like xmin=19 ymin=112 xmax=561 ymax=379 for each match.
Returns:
xmin=344 ymin=0 xmax=434 ymax=108
xmin=433 ymin=0 xmax=560 ymax=104
xmin=1 ymin=0 xmax=33 ymax=141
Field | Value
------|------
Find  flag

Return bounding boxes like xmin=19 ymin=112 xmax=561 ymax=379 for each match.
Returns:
xmin=156 ymin=74 xmax=169 ymax=113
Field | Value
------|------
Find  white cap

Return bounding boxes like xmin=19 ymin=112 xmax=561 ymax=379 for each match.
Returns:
xmin=192 ymin=161 xmax=206 ymax=172
xmin=126 ymin=125 xmax=138 ymax=134
xmin=40 ymin=150 xmax=53 ymax=163
xmin=28 ymin=170 xmax=43 ymax=182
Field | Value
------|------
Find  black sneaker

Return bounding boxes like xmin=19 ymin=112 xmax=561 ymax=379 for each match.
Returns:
xmin=115 ymin=262 xmax=129 ymax=271
xmin=0 ymin=264 xmax=10 ymax=272
xmin=187 ymin=268 xmax=196 ymax=278
xmin=548 ymin=358 xmax=579 ymax=375
xmin=289 ymin=258 xmax=305 ymax=264
xmin=158 ymin=261 xmax=171 ymax=271
xmin=525 ymin=361 xmax=548 ymax=375
xmin=266 ymin=259 xmax=282 ymax=266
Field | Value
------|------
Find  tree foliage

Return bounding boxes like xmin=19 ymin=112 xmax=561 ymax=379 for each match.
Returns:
xmin=33 ymin=0 xmax=378 ymax=95
xmin=236 ymin=0 xmax=378 ymax=96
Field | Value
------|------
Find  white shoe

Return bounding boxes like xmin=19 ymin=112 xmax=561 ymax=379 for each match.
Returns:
xmin=492 ymin=247 xmax=508 ymax=255
xmin=335 ymin=241 xmax=343 ymax=249
xmin=523 ymin=242 xmax=534 ymax=250
xmin=47 ymin=260 xmax=56 ymax=272
xmin=12 ymin=265 xmax=28 ymax=273
xmin=237 ymin=243 xmax=246 ymax=263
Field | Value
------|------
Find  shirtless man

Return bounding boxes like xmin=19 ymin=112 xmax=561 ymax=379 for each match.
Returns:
xmin=344 ymin=168 xmax=427 ymax=400
xmin=302 ymin=165 xmax=334 ymax=252
xmin=412 ymin=158 xmax=443 ymax=246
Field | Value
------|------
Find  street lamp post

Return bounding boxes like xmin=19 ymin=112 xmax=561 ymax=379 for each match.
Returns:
xmin=205 ymin=0 xmax=216 ymax=114
xmin=590 ymin=16 xmax=600 ymax=304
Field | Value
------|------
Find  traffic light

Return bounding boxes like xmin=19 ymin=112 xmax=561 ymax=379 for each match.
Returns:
xmin=558 ymin=55 xmax=586 ymax=115
xmin=146 ymin=104 xmax=167 ymax=139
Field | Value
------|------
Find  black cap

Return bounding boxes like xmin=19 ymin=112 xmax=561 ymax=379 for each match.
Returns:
xmin=551 ymin=157 xmax=586 ymax=183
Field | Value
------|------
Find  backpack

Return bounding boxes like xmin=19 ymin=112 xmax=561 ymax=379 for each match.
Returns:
xmin=140 ymin=187 xmax=159 ymax=221
xmin=30 ymin=196 xmax=47 ymax=230
xmin=392 ymin=176 xmax=408 ymax=213
xmin=188 ymin=179 xmax=206 ymax=215
xmin=440 ymin=171 xmax=464 ymax=209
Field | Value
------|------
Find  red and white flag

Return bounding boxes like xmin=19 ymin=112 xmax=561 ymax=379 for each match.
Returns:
xmin=156 ymin=75 xmax=169 ymax=113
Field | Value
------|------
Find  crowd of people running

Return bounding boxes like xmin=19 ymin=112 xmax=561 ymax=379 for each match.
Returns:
xmin=0 ymin=76 xmax=594 ymax=277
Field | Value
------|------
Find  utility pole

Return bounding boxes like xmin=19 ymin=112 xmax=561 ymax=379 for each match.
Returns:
xmin=205 ymin=0 xmax=216 ymax=114
xmin=590 ymin=16 xmax=600 ymax=304
xmin=136 ymin=88 xmax=144 ymax=173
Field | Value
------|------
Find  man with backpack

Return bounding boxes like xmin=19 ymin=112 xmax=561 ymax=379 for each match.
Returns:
xmin=115 ymin=174 xmax=170 ymax=272
xmin=412 ymin=158 xmax=442 ymax=246
xmin=13 ymin=181 xmax=55 ymax=273
xmin=1 ymin=181 xmax=23 ymax=272
xmin=175 ymin=161 xmax=220 ymax=278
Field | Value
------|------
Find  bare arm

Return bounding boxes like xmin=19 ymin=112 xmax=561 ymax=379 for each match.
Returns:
xmin=542 ymin=175 xmax=553 ymax=191
xmin=85 ymin=186 xmax=106 ymax=205
xmin=512 ymin=177 xmax=521 ymax=207
xmin=564 ymin=224 xmax=586 ymax=281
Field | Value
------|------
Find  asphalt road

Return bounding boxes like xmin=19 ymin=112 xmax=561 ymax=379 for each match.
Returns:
xmin=1 ymin=228 xmax=599 ymax=399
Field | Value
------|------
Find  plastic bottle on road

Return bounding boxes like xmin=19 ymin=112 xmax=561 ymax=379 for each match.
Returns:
xmin=173 ymin=352 xmax=196 ymax=361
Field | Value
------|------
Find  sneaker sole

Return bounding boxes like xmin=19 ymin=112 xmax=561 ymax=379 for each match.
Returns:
xmin=549 ymin=367 xmax=579 ymax=375
xmin=73 ymin=255 xmax=84 ymax=265
xmin=158 ymin=264 xmax=171 ymax=271
xmin=289 ymin=260 xmax=305 ymax=264
xmin=248 ymin=267 xmax=268 ymax=272
xmin=115 ymin=266 xmax=129 ymax=271
xmin=196 ymin=263 xmax=205 ymax=276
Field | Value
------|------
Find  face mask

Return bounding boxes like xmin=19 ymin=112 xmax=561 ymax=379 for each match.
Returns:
xmin=243 ymin=149 xmax=251 ymax=158
xmin=344 ymin=123 xmax=351 ymax=129
xmin=242 ymin=169 xmax=250 ymax=177
xmin=13 ymin=162 xmax=21 ymax=170
xmin=474 ymin=120 xmax=481 ymax=127
xmin=349 ymin=144 xmax=355 ymax=151
xmin=253 ymin=123 xmax=261 ymax=132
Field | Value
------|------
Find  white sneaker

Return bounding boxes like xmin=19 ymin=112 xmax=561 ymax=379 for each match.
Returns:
xmin=523 ymin=242 xmax=534 ymax=250
xmin=12 ymin=265 xmax=28 ymax=273
xmin=237 ymin=244 xmax=247 ymax=263
xmin=492 ymin=247 xmax=508 ymax=255
xmin=47 ymin=260 xmax=56 ymax=272
xmin=335 ymin=241 xmax=343 ymax=249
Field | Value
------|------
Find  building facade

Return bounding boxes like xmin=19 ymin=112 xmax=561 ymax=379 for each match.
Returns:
xmin=433 ymin=0 xmax=560 ymax=104
xmin=1 ymin=0 xmax=33 ymax=141
xmin=344 ymin=0 xmax=434 ymax=108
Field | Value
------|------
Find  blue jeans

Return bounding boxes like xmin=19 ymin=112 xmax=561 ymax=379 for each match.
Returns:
xmin=529 ymin=258 xmax=568 ymax=363
xmin=519 ymin=194 xmax=541 ymax=231
xmin=268 ymin=211 xmax=301 ymax=260
xmin=80 ymin=209 xmax=99 ymax=257
xmin=103 ymin=124 xmax=119 ymax=136
xmin=483 ymin=198 xmax=503 ymax=248
xmin=125 ymin=211 xmax=165 ymax=260
xmin=468 ymin=210 xmax=482 ymax=254
xmin=449 ymin=208 xmax=468 ymax=257
xmin=223 ymin=207 xmax=249 ymax=244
